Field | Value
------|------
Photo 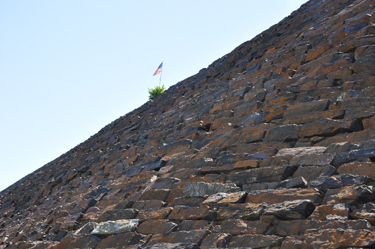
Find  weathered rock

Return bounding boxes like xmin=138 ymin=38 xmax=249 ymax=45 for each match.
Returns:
xmin=322 ymin=185 xmax=374 ymax=205
xmin=218 ymin=219 xmax=270 ymax=235
xmin=290 ymin=153 xmax=335 ymax=166
xmin=74 ymin=222 xmax=98 ymax=235
xmin=138 ymin=189 xmax=171 ymax=201
xmin=136 ymin=207 xmax=173 ymax=221
xmin=90 ymin=219 xmax=140 ymax=236
xmin=275 ymin=147 xmax=327 ymax=158
xmin=262 ymin=199 xmax=315 ymax=220
xmin=147 ymin=229 xmax=210 ymax=246
xmin=144 ymin=243 xmax=200 ymax=249
xmin=96 ymin=232 xmax=144 ymax=249
xmin=200 ymin=233 xmax=232 ymax=249
xmin=56 ymin=235 xmax=101 ymax=249
xmin=132 ymin=200 xmax=167 ymax=210
xmin=183 ymin=182 xmax=240 ymax=197
xmin=168 ymin=206 xmax=216 ymax=221
xmin=245 ymin=188 xmax=322 ymax=205
xmin=228 ymin=234 xmax=284 ymax=248
xmin=97 ymin=208 xmax=138 ymax=222
xmin=276 ymin=219 xmax=372 ymax=236
xmin=293 ymin=165 xmax=337 ymax=182
xmin=319 ymin=174 xmax=375 ymax=192
xmin=216 ymin=203 xmax=267 ymax=221
xmin=177 ymin=220 xmax=212 ymax=231
xmin=149 ymin=177 xmax=181 ymax=190
xmin=332 ymin=149 xmax=375 ymax=166
xmin=350 ymin=202 xmax=375 ymax=224
xmin=296 ymin=228 xmax=375 ymax=248
xmin=309 ymin=203 xmax=350 ymax=220
xmin=337 ymin=161 xmax=375 ymax=178
xmin=137 ymin=220 xmax=178 ymax=234
xmin=230 ymin=166 xmax=295 ymax=185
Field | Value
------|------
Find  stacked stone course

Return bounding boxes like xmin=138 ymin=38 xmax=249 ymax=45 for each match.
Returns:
xmin=2 ymin=0 xmax=375 ymax=248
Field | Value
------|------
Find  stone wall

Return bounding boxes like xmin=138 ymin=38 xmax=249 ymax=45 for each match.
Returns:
xmin=1 ymin=0 xmax=375 ymax=248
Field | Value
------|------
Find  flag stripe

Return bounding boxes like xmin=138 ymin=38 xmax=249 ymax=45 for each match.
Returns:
xmin=153 ymin=62 xmax=163 ymax=76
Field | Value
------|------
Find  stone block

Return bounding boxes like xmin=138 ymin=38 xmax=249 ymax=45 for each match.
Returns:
xmin=245 ymin=188 xmax=322 ymax=205
xmin=283 ymin=100 xmax=330 ymax=118
xmin=275 ymin=219 xmax=372 ymax=237
xmin=136 ymin=207 xmax=173 ymax=221
xmin=350 ymin=202 xmax=375 ymax=225
xmin=310 ymin=203 xmax=350 ymax=221
xmin=183 ymin=182 xmax=240 ymax=198
xmin=56 ymin=235 xmax=101 ymax=249
xmin=322 ymin=185 xmax=373 ymax=205
xmin=168 ymin=197 xmax=204 ymax=207
xmin=74 ymin=222 xmax=98 ymax=235
xmin=137 ymin=220 xmax=178 ymax=235
xmin=138 ymin=189 xmax=170 ymax=201
xmin=229 ymin=166 xmax=295 ymax=185
xmin=96 ymin=232 xmax=144 ymax=248
xmin=300 ymin=118 xmax=362 ymax=137
xmin=319 ymin=174 xmax=375 ymax=192
xmin=147 ymin=230 xmax=209 ymax=246
xmin=290 ymin=153 xmax=335 ymax=166
xmin=228 ymin=234 xmax=284 ymax=248
xmin=332 ymin=149 xmax=375 ymax=166
xmin=216 ymin=203 xmax=266 ymax=221
xmin=91 ymin=219 xmax=140 ymax=236
xmin=262 ymin=199 xmax=315 ymax=220
xmin=218 ymin=219 xmax=270 ymax=235
xmin=275 ymin=147 xmax=327 ymax=158
xmin=296 ymin=229 xmax=375 ymax=248
xmin=200 ymin=233 xmax=232 ymax=249
xmin=150 ymin=177 xmax=180 ymax=190
xmin=97 ymin=208 xmax=138 ymax=223
xmin=132 ymin=200 xmax=166 ymax=210
xmin=168 ymin=206 xmax=216 ymax=221
xmin=293 ymin=165 xmax=336 ymax=182
xmin=144 ymin=243 xmax=199 ymax=249
xmin=338 ymin=161 xmax=375 ymax=178
xmin=177 ymin=220 xmax=212 ymax=231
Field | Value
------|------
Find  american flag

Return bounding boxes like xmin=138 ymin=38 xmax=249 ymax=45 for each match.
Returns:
xmin=153 ymin=62 xmax=163 ymax=76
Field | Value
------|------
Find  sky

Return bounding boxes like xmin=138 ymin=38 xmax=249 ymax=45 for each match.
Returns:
xmin=0 ymin=0 xmax=308 ymax=192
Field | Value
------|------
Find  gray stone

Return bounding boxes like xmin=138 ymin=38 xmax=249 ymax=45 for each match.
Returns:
xmin=150 ymin=177 xmax=181 ymax=190
xmin=91 ymin=219 xmax=140 ymax=236
xmin=75 ymin=222 xmax=98 ymax=235
xmin=183 ymin=182 xmax=240 ymax=198
xmin=290 ymin=153 xmax=335 ymax=166
xmin=275 ymin=147 xmax=327 ymax=158
xmin=262 ymin=199 xmax=315 ymax=220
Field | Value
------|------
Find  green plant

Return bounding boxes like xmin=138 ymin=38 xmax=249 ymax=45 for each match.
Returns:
xmin=148 ymin=85 xmax=165 ymax=100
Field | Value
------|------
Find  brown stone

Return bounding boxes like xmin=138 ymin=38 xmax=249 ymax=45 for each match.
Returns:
xmin=132 ymin=200 xmax=167 ymax=210
xmin=233 ymin=160 xmax=259 ymax=169
xmin=218 ymin=219 xmax=270 ymax=235
xmin=322 ymin=185 xmax=374 ymax=205
xmin=300 ymin=228 xmax=375 ymax=248
xmin=245 ymin=188 xmax=322 ymax=205
xmin=309 ymin=203 xmax=349 ymax=220
xmin=168 ymin=206 xmax=216 ymax=221
xmin=136 ymin=207 xmax=173 ymax=221
xmin=337 ymin=161 xmax=375 ymax=178
xmin=216 ymin=203 xmax=266 ymax=221
xmin=275 ymin=219 xmax=372 ymax=236
xmin=228 ymin=234 xmax=284 ymax=248
xmin=138 ymin=189 xmax=170 ymax=201
xmin=350 ymin=202 xmax=375 ymax=225
xmin=147 ymin=229 xmax=210 ymax=246
xmin=200 ymin=233 xmax=232 ymax=249
xmin=96 ymin=232 xmax=143 ymax=248
xmin=137 ymin=220 xmax=178 ymax=234
xmin=56 ymin=235 xmax=101 ymax=249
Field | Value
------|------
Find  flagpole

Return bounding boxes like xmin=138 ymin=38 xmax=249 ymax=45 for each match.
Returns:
xmin=159 ymin=61 xmax=163 ymax=86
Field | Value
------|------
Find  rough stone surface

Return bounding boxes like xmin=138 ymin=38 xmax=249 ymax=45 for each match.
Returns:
xmin=3 ymin=0 xmax=375 ymax=248
xmin=90 ymin=219 xmax=140 ymax=236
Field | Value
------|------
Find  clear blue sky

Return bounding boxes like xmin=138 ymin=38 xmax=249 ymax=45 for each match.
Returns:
xmin=0 ymin=0 xmax=308 ymax=192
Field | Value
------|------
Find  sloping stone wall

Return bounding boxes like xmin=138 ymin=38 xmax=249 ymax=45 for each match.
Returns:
xmin=2 ymin=0 xmax=375 ymax=248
